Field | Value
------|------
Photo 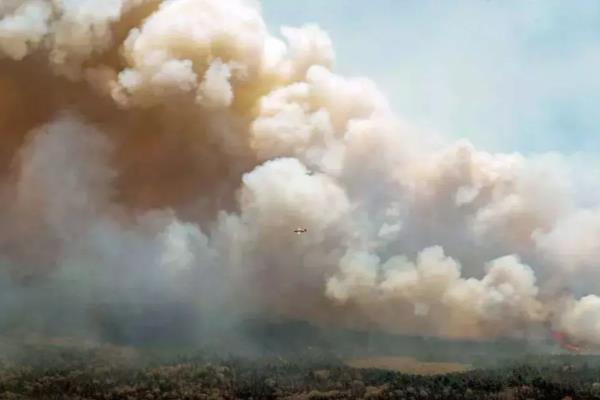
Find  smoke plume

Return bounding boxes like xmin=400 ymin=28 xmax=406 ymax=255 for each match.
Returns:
xmin=1 ymin=0 xmax=599 ymax=347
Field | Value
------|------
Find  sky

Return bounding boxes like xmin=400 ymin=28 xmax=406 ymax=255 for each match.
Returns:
xmin=5 ymin=0 xmax=600 ymax=345
xmin=260 ymin=0 xmax=600 ymax=155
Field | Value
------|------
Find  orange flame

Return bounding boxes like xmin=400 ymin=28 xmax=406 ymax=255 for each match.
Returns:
xmin=551 ymin=330 xmax=583 ymax=353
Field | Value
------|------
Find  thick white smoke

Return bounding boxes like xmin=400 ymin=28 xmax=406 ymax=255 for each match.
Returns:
xmin=0 ymin=0 xmax=599 ymax=346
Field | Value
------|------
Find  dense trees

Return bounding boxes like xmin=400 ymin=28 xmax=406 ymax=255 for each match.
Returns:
xmin=1 ymin=347 xmax=599 ymax=399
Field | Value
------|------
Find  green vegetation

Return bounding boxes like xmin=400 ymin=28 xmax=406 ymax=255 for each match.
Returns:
xmin=0 ymin=319 xmax=594 ymax=399
xmin=1 ymin=344 xmax=599 ymax=399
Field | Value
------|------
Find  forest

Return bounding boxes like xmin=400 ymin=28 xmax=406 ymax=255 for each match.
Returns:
xmin=1 ymin=347 xmax=598 ymax=399
xmin=0 ymin=319 xmax=597 ymax=399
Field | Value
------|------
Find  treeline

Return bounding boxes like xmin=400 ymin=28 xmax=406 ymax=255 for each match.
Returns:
xmin=2 ymin=347 xmax=600 ymax=399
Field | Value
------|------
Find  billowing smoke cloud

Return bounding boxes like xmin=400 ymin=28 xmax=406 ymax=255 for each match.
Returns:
xmin=0 ymin=0 xmax=599 ymax=347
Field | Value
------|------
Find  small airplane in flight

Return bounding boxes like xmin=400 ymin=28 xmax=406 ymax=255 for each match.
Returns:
xmin=293 ymin=227 xmax=308 ymax=234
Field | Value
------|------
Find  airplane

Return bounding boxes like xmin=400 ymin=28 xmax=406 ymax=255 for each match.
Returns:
xmin=293 ymin=227 xmax=308 ymax=234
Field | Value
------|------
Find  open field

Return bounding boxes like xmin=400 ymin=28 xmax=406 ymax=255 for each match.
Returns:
xmin=346 ymin=356 xmax=472 ymax=375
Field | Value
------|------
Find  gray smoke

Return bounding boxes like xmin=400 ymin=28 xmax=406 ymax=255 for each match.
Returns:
xmin=0 ymin=0 xmax=599 ymax=347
